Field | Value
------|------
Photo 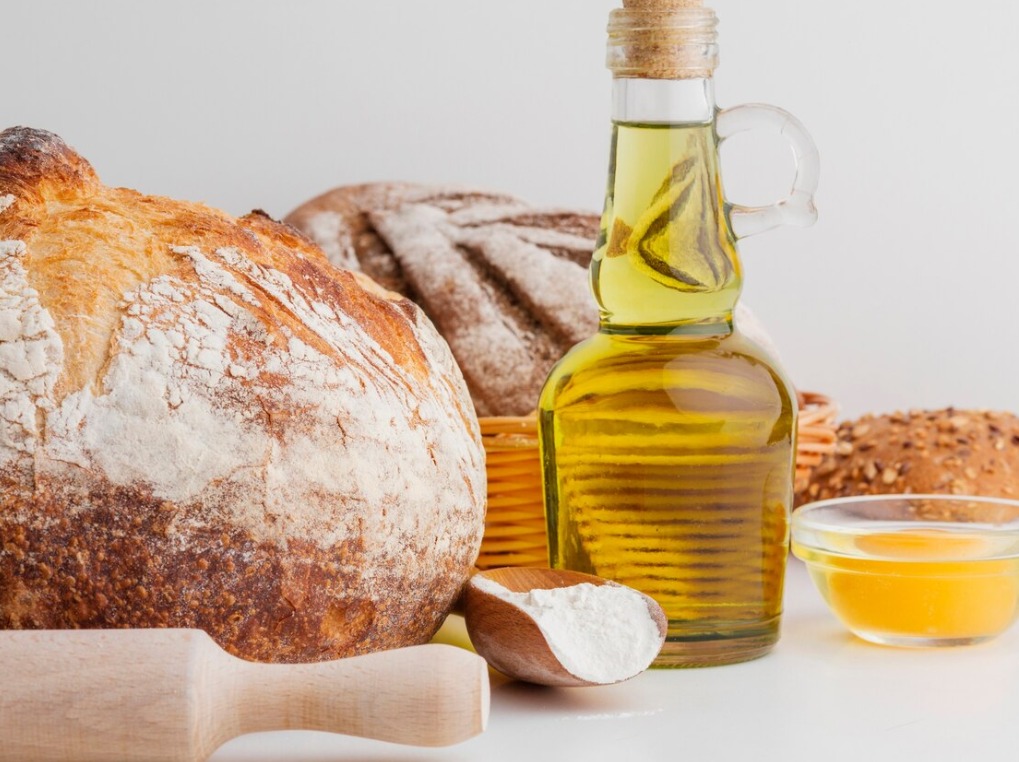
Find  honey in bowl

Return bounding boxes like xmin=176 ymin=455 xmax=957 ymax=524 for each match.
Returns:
xmin=792 ymin=496 xmax=1019 ymax=647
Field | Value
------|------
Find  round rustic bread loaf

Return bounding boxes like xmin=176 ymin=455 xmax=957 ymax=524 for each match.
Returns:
xmin=0 ymin=127 xmax=485 ymax=662
xmin=801 ymin=408 xmax=1019 ymax=511
xmin=285 ymin=183 xmax=602 ymax=417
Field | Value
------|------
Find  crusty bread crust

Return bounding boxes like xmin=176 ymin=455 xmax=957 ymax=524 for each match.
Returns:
xmin=802 ymin=408 xmax=1019 ymax=514
xmin=0 ymin=128 xmax=485 ymax=662
xmin=286 ymin=183 xmax=601 ymax=416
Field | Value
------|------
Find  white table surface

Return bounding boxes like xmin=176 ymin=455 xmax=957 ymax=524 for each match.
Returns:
xmin=211 ymin=559 xmax=1019 ymax=762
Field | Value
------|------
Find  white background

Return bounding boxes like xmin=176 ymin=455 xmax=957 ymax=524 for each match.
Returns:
xmin=4 ymin=0 xmax=1018 ymax=420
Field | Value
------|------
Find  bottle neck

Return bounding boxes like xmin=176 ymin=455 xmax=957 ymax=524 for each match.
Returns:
xmin=592 ymin=76 xmax=740 ymax=335
xmin=612 ymin=78 xmax=716 ymax=125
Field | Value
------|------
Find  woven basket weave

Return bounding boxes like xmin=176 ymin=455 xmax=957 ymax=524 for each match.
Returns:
xmin=476 ymin=391 xmax=838 ymax=571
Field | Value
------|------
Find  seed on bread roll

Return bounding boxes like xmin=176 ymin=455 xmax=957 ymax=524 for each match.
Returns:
xmin=801 ymin=408 xmax=1019 ymax=512
xmin=286 ymin=183 xmax=602 ymax=417
xmin=0 ymin=127 xmax=485 ymax=662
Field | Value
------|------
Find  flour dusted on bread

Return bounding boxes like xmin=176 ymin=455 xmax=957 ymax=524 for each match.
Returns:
xmin=0 ymin=239 xmax=63 ymax=464
xmin=0 ymin=127 xmax=486 ymax=662
xmin=286 ymin=183 xmax=601 ymax=416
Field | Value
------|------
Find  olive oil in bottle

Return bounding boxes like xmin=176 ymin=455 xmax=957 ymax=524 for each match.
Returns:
xmin=539 ymin=1 xmax=819 ymax=667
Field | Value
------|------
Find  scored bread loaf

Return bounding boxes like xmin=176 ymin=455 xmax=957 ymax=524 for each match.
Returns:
xmin=286 ymin=183 xmax=602 ymax=416
xmin=0 ymin=127 xmax=486 ymax=662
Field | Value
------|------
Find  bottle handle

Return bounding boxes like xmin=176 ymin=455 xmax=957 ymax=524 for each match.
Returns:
xmin=716 ymin=103 xmax=820 ymax=239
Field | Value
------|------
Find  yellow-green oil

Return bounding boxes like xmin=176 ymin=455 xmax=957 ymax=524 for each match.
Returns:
xmin=539 ymin=122 xmax=796 ymax=667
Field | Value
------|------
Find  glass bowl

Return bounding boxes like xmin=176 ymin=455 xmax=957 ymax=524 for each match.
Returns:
xmin=792 ymin=494 xmax=1019 ymax=647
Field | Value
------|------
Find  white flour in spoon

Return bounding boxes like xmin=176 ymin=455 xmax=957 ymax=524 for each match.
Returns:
xmin=473 ymin=577 xmax=664 ymax=684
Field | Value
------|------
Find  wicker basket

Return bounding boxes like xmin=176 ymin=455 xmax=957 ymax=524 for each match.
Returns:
xmin=476 ymin=391 xmax=838 ymax=571
xmin=793 ymin=391 xmax=840 ymax=496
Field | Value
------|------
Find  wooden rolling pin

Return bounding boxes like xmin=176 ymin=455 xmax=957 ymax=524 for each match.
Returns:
xmin=0 ymin=629 xmax=490 ymax=761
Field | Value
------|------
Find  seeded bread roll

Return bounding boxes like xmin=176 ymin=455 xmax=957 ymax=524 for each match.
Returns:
xmin=0 ymin=128 xmax=485 ymax=662
xmin=801 ymin=409 xmax=1019 ymax=511
xmin=285 ymin=183 xmax=602 ymax=417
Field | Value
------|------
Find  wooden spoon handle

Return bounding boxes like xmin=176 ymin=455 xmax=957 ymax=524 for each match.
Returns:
xmin=0 ymin=629 xmax=489 ymax=761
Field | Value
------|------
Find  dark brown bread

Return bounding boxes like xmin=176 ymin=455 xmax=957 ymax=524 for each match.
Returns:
xmin=286 ymin=183 xmax=601 ymax=416
xmin=0 ymin=128 xmax=486 ymax=662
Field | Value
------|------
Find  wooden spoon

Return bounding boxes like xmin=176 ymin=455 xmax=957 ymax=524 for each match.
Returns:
xmin=462 ymin=567 xmax=667 ymax=687
xmin=0 ymin=628 xmax=489 ymax=761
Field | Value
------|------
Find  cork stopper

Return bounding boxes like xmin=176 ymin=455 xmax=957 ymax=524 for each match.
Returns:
xmin=608 ymin=0 xmax=719 ymax=79
xmin=622 ymin=0 xmax=704 ymax=7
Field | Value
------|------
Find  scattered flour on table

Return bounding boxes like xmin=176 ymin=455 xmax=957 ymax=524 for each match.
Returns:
xmin=474 ymin=577 xmax=664 ymax=684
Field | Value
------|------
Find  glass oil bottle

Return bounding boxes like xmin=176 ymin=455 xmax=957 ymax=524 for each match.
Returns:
xmin=538 ymin=0 xmax=820 ymax=667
